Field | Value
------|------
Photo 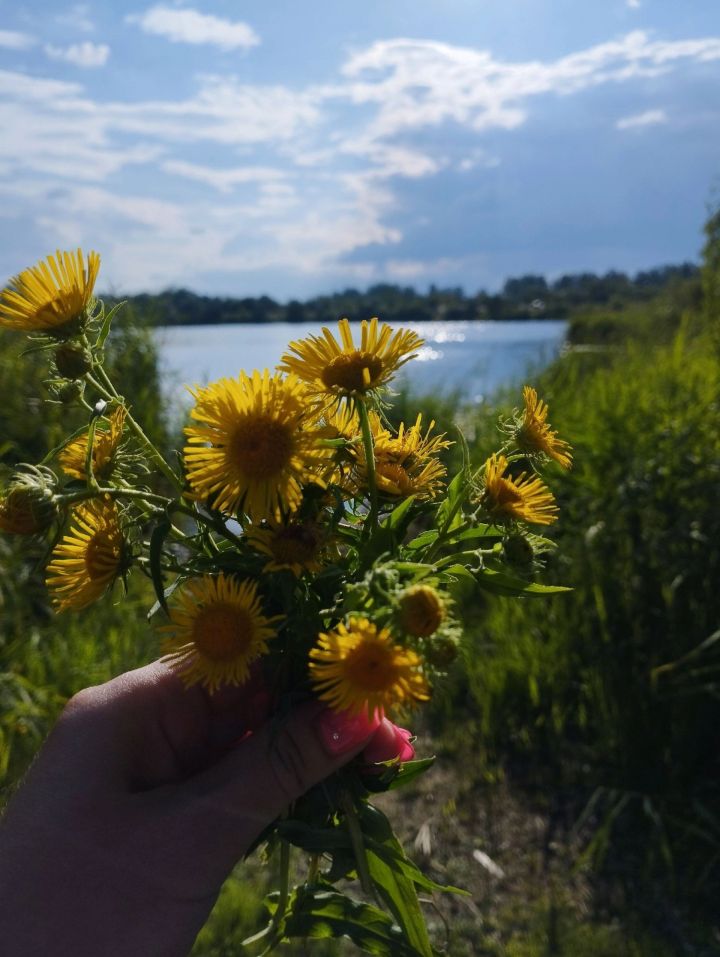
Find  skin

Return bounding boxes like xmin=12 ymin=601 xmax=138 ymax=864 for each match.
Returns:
xmin=0 ymin=661 xmax=389 ymax=957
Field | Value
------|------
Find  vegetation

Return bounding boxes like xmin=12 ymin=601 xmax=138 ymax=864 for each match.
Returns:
xmin=115 ymin=262 xmax=699 ymax=328
xmin=1 ymin=226 xmax=718 ymax=954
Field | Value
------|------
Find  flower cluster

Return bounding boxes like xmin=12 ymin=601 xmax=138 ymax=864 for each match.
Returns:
xmin=0 ymin=249 xmax=573 ymax=954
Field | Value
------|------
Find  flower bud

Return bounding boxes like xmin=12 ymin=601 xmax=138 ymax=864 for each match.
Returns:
xmin=424 ymin=633 xmax=460 ymax=668
xmin=0 ymin=466 xmax=59 ymax=535
xmin=398 ymin=584 xmax=445 ymax=638
xmin=54 ymin=341 xmax=93 ymax=379
xmin=55 ymin=380 xmax=85 ymax=404
xmin=503 ymin=533 xmax=535 ymax=567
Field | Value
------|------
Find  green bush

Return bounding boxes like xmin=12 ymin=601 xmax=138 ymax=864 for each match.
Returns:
xmin=447 ymin=323 xmax=720 ymax=947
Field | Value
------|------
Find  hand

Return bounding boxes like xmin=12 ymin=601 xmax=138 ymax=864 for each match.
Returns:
xmin=0 ymin=660 xmax=392 ymax=957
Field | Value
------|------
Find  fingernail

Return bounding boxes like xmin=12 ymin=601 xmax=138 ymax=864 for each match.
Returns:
xmin=316 ymin=708 xmax=381 ymax=756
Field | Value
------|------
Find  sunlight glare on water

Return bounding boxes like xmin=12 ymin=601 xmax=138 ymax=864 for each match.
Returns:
xmin=156 ymin=319 xmax=567 ymax=410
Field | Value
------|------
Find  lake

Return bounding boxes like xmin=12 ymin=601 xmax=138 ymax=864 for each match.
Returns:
xmin=156 ymin=319 xmax=567 ymax=409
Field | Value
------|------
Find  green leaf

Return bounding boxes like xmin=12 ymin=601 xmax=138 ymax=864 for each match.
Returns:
xmin=476 ymin=566 xmax=572 ymax=597
xmin=361 ymin=756 xmax=436 ymax=794
xmin=384 ymin=494 xmax=416 ymax=530
xmin=277 ymin=820 xmax=351 ymax=853
xmin=445 ymin=524 xmax=503 ymax=545
xmin=282 ymin=884 xmax=422 ymax=956
xmin=404 ymin=529 xmax=438 ymax=553
xmin=149 ymin=518 xmax=171 ymax=615
xmin=387 ymin=757 xmax=436 ymax=791
xmin=437 ymin=564 xmax=477 ymax=583
xmin=456 ymin=423 xmax=471 ymax=475
xmin=361 ymin=804 xmax=469 ymax=898
xmin=146 ymin=579 xmax=182 ymax=621
xmin=360 ymin=805 xmax=433 ymax=956
xmin=435 ymin=469 xmax=465 ymax=531
xmin=393 ymin=561 xmax=436 ymax=578
xmin=94 ymin=299 xmax=126 ymax=351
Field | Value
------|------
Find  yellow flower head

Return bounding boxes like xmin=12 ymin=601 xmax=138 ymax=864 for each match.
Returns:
xmin=246 ymin=518 xmax=325 ymax=576
xmin=365 ymin=413 xmax=450 ymax=500
xmin=183 ymin=370 xmax=333 ymax=521
xmin=160 ymin=574 xmax=280 ymax=692
xmin=482 ymin=453 xmax=558 ymax=526
xmin=0 ymin=249 xmax=100 ymax=334
xmin=46 ymin=497 xmax=125 ymax=611
xmin=517 ymin=386 xmax=573 ymax=469
xmin=58 ymin=406 xmax=127 ymax=481
xmin=279 ymin=318 xmax=423 ymax=398
xmin=309 ymin=616 xmax=430 ymax=719
xmin=398 ymin=584 xmax=445 ymax=638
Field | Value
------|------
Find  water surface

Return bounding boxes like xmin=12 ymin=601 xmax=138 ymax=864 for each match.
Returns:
xmin=156 ymin=320 xmax=567 ymax=409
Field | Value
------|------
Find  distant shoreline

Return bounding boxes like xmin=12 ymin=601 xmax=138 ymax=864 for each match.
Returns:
xmin=105 ymin=261 xmax=698 ymax=328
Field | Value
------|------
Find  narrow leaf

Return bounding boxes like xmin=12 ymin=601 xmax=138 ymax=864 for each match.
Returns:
xmin=95 ymin=300 xmax=127 ymax=351
xmin=149 ymin=518 xmax=171 ymax=615
xmin=282 ymin=884 xmax=421 ymax=957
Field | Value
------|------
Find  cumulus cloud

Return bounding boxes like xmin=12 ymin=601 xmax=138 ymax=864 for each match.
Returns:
xmin=339 ymin=32 xmax=720 ymax=141
xmin=127 ymin=6 xmax=259 ymax=51
xmin=0 ymin=29 xmax=35 ymax=50
xmin=1 ymin=28 xmax=719 ymax=291
xmin=44 ymin=42 xmax=110 ymax=68
xmin=616 ymin=108 xmax=667 ymax=129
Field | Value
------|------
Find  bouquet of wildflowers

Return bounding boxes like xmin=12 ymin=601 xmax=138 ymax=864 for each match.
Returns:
xmin=0 ymin=250 xmax=572 ymax=954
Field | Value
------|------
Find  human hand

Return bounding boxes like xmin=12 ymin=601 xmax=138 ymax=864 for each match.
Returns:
xmin=0 ymin=660 xmax=404 ymax=957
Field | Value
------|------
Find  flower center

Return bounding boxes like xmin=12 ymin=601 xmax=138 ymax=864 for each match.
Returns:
xmin=85 ymin=530 xmax=121 ymax=580
xmin=270 ymin=525 xmax=320 ymax=565
xmin=492 ymin=478 xmax=524 ymax=510
xmin=345 ymin=639 xmax=398 ymax=692
xmin=399 ymin=586 xmax=444 ymax=638
xmin=321 ymin=352 xmax=384 ymax=393
xmin=230 ymin=415 xmax=295 ymax=480
xmin=375 ymin=460 xmax=412 ymax=496
xmin=36 ymin=292 xmax=83 ymax=327
xmin=192 ymin=603 xmax=254 ymax=662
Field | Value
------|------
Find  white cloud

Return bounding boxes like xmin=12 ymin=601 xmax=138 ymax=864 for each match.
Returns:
xmin=127 ymin=6 xmax=259 ymax=51
xmin=1 ymin=28 xmax=719 ymax=291
xmin=616 ymin=108 xmax=667 ymax=129
xmin=44 ymin=42 xmax=110 ymax=68
xmin=0 ymin=29 xmax=35 ymax=50
xmin=55 ymin=4 xmax=96 ymax=33
xmin=162 ymin=160 xmax=290 ymax=193
xmin=340 ymin=32 xmax=720 ymax=143
xmin=627 ymin=0 xmax=641 ymax=8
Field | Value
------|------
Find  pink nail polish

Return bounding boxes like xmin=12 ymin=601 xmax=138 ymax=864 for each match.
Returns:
xmin=317 ymin=708 xmax=381 ymax=755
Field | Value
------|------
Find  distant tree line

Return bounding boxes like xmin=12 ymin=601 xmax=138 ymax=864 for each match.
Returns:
xmin=114 ymin=262 xmax=700 ymax=326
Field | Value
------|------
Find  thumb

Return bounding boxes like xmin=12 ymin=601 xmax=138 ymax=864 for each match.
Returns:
xmin=177 ymin=703 xmax=380 ymax=871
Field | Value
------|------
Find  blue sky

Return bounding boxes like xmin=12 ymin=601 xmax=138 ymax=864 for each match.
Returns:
xmin=1 ymin=1 xmax=719 ymax=299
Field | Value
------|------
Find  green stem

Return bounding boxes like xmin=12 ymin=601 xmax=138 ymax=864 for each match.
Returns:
xmin=59 ymin=486 xmax=172 ymax=509
xmin=357 ymin=400 xmax=378 ymax=535
xmin=84 ymin=416 xmax=100 ymax=493
xmin=88 ymin=366 xmax=184 ymax=492
xmin=58 ymin=484 xmax=245 ymax=551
